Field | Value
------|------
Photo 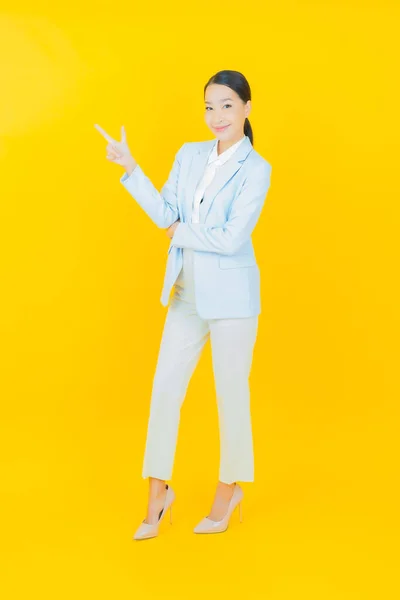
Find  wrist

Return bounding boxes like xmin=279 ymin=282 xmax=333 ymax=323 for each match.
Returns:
xmin=125 ymin=160 xmax=137 ymax=176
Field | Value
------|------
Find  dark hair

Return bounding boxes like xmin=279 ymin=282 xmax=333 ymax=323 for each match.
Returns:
xmin=204 ymin=70 xmax=253 ymax=145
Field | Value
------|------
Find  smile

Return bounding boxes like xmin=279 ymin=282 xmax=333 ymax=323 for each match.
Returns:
xmin=214 ymin=125 xmax=230 ymax=132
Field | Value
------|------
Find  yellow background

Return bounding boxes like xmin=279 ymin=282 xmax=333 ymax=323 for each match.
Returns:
xmin=1 ymin=1 xmax=399 ymax=598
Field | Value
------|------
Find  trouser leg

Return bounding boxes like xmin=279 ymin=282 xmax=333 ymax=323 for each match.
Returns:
xmin=142 ymin=300 xmax=209 ymax=480
xmin=209 ymin=315 xmax=259 ymax=484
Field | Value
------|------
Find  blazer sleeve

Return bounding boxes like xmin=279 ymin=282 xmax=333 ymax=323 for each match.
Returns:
xmin=171 ymin=162 xmax=272 ymax=255
xmin=119 ymin=143 xmax=186 ymax=229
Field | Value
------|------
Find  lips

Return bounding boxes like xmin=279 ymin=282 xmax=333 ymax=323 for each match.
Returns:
xmin=214 ymin=125 xmax=230 ymax=132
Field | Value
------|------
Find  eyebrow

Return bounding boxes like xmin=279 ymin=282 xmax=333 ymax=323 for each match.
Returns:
xmin=205 ymin=97 xmax=233 ymax=104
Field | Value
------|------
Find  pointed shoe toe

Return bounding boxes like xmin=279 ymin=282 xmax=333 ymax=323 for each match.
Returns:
xmin=133 ymin=483 xmax=175 ymax=541
xmin=193 ymin=483 xmax=244 ymax=534
xmin=133 ymin=520 xmax=159 ymax=540
xmin=193 ymin=516 xmax=227 ymax=534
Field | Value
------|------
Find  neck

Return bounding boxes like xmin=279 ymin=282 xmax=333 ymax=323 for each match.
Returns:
xmin=217 ymin=134 xmax=245 ymax=156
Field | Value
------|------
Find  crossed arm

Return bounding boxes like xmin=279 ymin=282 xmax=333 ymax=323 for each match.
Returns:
xmin=170 ymin=162 xmax=272 ymax=255
xmin=120 ymin=145 xmax=272 ymax=256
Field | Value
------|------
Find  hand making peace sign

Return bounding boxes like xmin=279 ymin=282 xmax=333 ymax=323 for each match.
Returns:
xmin=94 ymin=124 xmax=138 ymax=175
xmin=95 ymin=124 xmax=180 ymax=238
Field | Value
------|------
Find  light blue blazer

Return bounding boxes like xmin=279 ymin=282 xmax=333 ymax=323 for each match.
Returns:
xmin=120 ymin=135 xmax=272 ymax=319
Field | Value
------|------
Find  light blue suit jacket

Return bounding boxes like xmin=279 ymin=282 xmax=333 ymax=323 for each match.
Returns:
xmin=120 ymin=135 xmax=272 ymax=319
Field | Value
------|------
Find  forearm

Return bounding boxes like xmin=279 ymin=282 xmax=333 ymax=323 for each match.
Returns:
xmin=120 ymin=165 xmax=179 ymax=229
xmin=171 ymin=162 xmax=272 ymax=254
xmin=171 ymin=222 xmax=239 ymax=255
xmin=120 ymin=143 xmax=184 ymax=229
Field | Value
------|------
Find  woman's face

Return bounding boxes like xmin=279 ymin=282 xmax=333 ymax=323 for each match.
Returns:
xmin=204 ymin=83 xmax=251 ymax=142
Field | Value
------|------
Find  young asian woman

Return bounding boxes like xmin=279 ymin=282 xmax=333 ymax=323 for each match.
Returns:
xmin=95 ymin=69 xmax=272 ymax=539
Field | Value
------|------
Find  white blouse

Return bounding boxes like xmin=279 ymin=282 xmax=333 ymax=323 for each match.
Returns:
xmin=191 ymin=135 xmax=247 ymax=223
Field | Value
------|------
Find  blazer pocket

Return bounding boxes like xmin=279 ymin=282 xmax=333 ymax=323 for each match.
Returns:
xmin=219 ymin=253 xmax=256 ymax=269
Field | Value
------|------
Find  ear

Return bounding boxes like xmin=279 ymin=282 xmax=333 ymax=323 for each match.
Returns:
xmin=245 ymin=100 xmax=252 ymax=119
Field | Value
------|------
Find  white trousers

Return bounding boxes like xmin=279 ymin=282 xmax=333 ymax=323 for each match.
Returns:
xmin=142 ymin=248 xmax=259 ymax=484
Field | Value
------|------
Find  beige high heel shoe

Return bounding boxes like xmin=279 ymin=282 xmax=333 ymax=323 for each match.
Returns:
xmin=133 ymin=483 xmax=175 ymax=540
xmin=193 ymin=482 xmax=244 ymax=534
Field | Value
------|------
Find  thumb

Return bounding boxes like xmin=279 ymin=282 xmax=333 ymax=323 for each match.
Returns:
xmin=121 ymin=125 xmax=126 ymax=142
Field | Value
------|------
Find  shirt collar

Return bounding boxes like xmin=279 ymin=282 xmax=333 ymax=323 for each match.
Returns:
xmin=208 ymin=135 xmax=247 ymax=167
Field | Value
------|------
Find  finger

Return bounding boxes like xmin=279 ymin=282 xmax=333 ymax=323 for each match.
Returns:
xmin=106 ymin=146 xmax=119 ymax=158
xmin=121 ymin=125 xmax=126 ymax=143
xmin=94 ymin=123 xmax=116 ymax=144
xmin=107 ymin=143 xmax=124 ymax=160
xmin=107 ymin=151 xmax=120 ymax=161
xmin=107 ymin=145 xmax=123 ymax=161
xmin=106 ymin=142 xmax=120 ymax=154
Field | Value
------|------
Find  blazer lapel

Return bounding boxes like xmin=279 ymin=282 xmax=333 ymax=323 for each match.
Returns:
xmin=184 ymin=136 xmax=253 ymax=223
xmin=183 ymin=140 xmax=213 ymax=220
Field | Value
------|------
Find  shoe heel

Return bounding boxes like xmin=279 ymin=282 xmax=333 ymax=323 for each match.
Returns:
xmin=169 ymin=504 xmax=173 ymax=524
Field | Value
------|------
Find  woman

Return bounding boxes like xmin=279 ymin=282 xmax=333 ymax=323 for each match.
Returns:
xmin=95 ymin=69 xmax=272 ymax=540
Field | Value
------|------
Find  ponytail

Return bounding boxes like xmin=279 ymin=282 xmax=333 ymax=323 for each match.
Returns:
xmin=244 ymin=117 xmax=253 ymax=145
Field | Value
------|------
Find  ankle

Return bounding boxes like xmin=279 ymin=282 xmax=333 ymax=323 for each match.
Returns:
xmin=217 ymin=481 xmax=236 ymax=491
xmin=149 ymin=477 xmax=166 ymax=497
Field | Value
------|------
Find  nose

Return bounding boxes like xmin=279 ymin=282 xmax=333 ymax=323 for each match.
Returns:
xmin=209 ymin=111 xmax=223 ymax=124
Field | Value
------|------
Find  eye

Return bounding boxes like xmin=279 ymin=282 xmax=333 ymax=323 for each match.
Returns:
xmin=205 ymin=104 xmax=232 ymax=111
